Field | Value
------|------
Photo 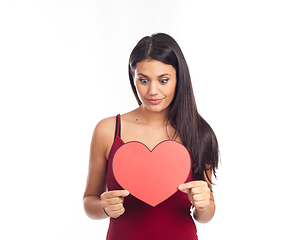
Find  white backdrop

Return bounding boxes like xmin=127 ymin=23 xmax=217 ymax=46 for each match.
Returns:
xmin=1 ymin=0 xmax=292 ymax=239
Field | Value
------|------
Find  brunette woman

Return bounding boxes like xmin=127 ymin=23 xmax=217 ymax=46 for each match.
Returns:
xmin=83 ymin=33 xmax=219 ymax=240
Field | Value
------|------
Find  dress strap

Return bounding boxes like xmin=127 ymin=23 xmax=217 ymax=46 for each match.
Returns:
xmin=114 ymin=114 xmax=121 ymax=140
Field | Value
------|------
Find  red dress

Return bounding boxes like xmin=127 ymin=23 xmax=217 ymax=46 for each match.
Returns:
xmin=105 ymin=115 xmax=198 ymax=240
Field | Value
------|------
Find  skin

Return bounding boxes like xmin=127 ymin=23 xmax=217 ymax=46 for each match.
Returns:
xmin=83 ymin=59 xmax=215 ymax=223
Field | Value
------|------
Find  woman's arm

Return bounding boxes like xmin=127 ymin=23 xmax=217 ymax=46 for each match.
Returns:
xmin=83 ymin=118 xmax=111 ymax=219
xmin=179 ymin=169 xmax=216 ymax=223
xmin=84 ymin=117 xmax=128 ymax=219
xmin=83 ymin=117 xmax=129 ymax=219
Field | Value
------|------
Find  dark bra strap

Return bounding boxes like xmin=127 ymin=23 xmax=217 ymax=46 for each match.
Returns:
xmin=114 ymin=114 xmax=121 ymax=140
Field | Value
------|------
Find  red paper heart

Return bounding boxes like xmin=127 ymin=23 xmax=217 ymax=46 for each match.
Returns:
xmin=112 ymin=140 xmax=191 ymax=207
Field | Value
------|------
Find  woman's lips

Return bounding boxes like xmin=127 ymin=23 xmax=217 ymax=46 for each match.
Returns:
xmin=146 ymin=99 xmax=163 ymax=105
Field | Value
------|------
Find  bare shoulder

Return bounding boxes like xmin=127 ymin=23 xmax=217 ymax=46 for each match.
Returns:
xmin=94 ymin=116 xmax=116 ymax=137
xmin=92 ymin=116 xmax=117 ymax=158
xmin=94 ymin=116 xmax=117 ymax=140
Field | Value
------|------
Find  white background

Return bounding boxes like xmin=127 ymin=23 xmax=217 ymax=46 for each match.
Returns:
xmin=1 ymin=0 xmax=292 ymax=239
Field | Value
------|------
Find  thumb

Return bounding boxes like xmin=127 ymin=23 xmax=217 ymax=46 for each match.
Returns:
xmin=178 ymin=184 xmax=191 ymax=194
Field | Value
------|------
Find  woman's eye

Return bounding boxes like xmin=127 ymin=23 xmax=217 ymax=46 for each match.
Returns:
xmin=160 ymin=79 xmax=169 ymax=84
xmin=139 ymin=79 xmax=148 ymax=84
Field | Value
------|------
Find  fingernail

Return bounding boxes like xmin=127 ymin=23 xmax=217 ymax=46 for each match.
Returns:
xmin=125 ymin=190 xmax=129 ymax=195
xmin=178 ymin=185 xmax=183 ymax=190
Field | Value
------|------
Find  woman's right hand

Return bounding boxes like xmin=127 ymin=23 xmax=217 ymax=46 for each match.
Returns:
xmin=100 ymin=190 xmax=129 ymax=218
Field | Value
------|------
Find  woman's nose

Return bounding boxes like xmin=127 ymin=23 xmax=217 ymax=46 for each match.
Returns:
xmin=148 ymin=82 xmax=159 ymax=96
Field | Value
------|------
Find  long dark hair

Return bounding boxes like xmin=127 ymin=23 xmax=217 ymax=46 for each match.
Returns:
xmin=128 ymin=33 xmax=219 ymax=184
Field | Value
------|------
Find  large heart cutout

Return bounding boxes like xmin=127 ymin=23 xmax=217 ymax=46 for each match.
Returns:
xmin=112 ymin=140 xmax=191 ymax=207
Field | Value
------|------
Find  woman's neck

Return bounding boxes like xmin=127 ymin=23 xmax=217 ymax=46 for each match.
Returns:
xmin=136 ymin=105 xmax=169 ymax=126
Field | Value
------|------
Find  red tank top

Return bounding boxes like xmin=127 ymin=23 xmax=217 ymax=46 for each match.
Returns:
xmin=105 ymin=114 xmax=198 ymax=240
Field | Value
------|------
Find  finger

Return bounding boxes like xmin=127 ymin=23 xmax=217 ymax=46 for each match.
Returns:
xmin=105 ymin=196 xmax=125 ymax=205
xmin=109 ymin=207 xmax=125 ymax=219
xmin=107 ymin=190 xmax=129 ymax=198
xmin=193 ymin=199 xmax=210 ymax=210
xmin=178 ymin=182 xmax=198 ymax=193
xmin=179 ymin=181 xmax=209 ymax=192
xmin=101 ymin=190 xmax=129 ymax=199
xmin=104 ymin=204 xmax=126 ymax=218
xmin=190 ymin=186 xmax=206 ymax=195
xmin=192 ymin=193 xmax=206 ymax=202
xmin=107 ymin=203 xmax=124 ymax=211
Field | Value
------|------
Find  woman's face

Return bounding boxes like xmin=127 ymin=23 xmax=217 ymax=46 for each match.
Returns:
xmin=133 ymin=59 xmax=177 ymax=113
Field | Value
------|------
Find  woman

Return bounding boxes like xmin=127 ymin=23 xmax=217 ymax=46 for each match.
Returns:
xmin=83 ymin=33 xmax=219 ymax=240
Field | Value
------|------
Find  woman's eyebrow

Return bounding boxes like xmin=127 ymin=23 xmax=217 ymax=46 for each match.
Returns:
xmin=138 ymin=73 xmax=148 ymax=78
xmin=158 ymin=73 xmax=171 ymax=77
xmin=137 ymin=73 xmax=171 ymax=78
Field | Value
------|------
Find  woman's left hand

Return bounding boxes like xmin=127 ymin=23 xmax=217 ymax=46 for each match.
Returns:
xmin=179 ymin=181 xmax=211 ymax=211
